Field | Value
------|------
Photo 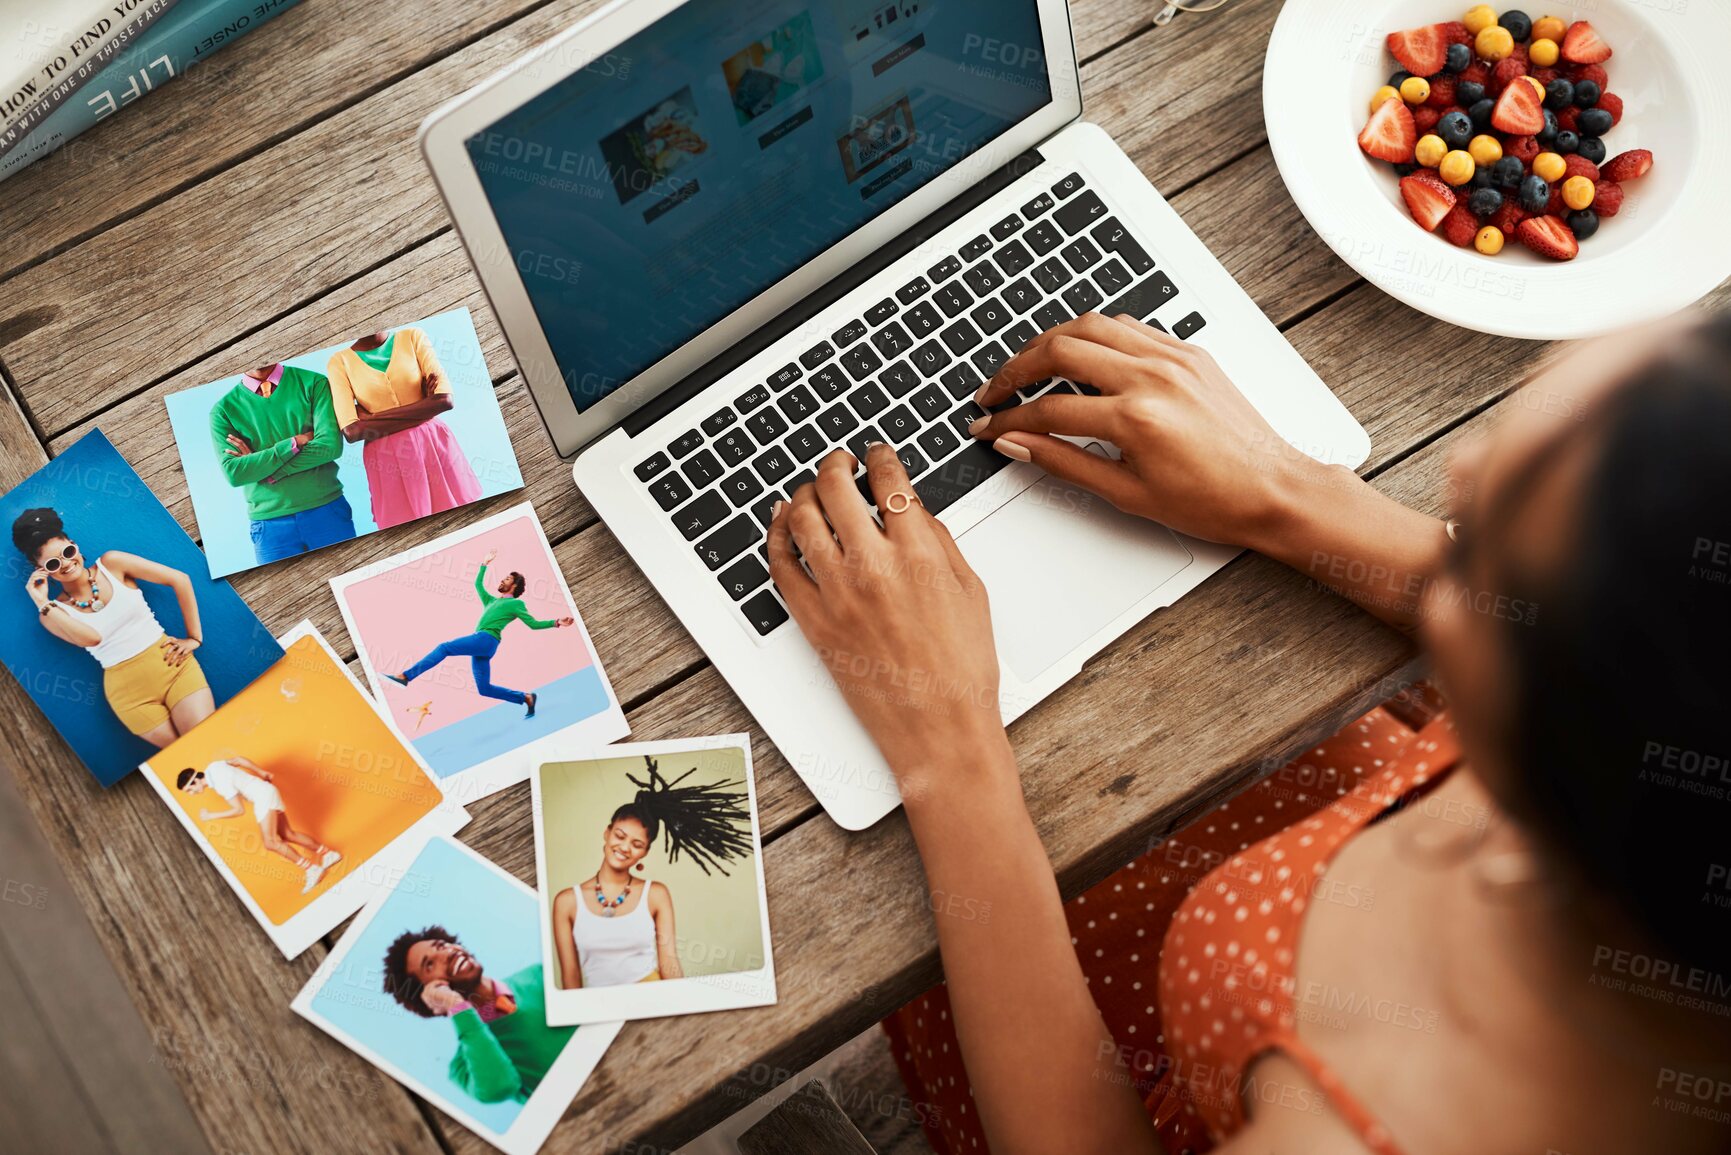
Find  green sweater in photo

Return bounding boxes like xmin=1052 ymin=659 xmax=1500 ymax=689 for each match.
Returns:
xmin=473 ymin=564 xmax=558 ymax=639
xmin=447 ymin=964 xmax=575 ymax=1104
xmin=208 ymin=366 xmax=345 ymax=522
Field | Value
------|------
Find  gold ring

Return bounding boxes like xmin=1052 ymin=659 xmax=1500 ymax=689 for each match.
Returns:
xmin=883 ymin=491 xmax=917 ymax=515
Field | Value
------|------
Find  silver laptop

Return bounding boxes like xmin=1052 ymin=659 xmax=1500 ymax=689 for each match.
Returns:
xmin=420 ymin=0 xmax=1370 ymax=829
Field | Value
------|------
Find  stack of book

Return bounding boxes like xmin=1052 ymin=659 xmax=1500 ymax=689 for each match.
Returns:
xmin=0 ymin=0 xmax=302 ymax=184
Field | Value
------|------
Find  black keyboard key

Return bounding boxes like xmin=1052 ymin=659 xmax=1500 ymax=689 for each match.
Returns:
xmin=695 ymin=515 xmax=759 ymax=571
xmin=846 ymin=424 xmax=884 ymax=462
xmin=1095 ymin=258 xmax=1134 ymax=298
xmin=970 ymin=298 xmax=1012 ymax=335
xmin=897 ymin=276 xmax=931 ymax=305
xmin=941 ymin=363 xmax=982 ymax=399
xmin=934 ymin=282 xmax=972 ymax=317
xmin=918 ymin=421 xmax=960 ymax=462
xmin=995 ymin=240 xmax=1034 ymax=276
xmin=1021 ymin=192 xmax=1056 ymax=218
xmin=910 ymin=339 xmax=952 ymax=378
xmin=778 ymin=384 xmax=818 ymax=422
xmin=635 ymin=452 xmax=671 ymax=483
xmin=800 ymin=342 xmax=836 ymax=370
xmin=701 ymin=408 xmax=736 ymax=436
xmin=840 ymin=343 xmax=883 ymax=381
xmin=721 ymin=468 xmax=765 ymax=507
xmin=871 ymin=321 xmax=913 ymax=358
xmin=879 ymin=403 xmax=919 ymax=443
xmin=1033 ymin=301 xmax=1071 ymax=331
xmin=1052 ymin=172 xmax=1085 ymax=199
xmin=963 ymin=262 xmax=1005 ymax=295
xmin=940 ymin=319 xmax=983 ymax=356
xmin=673 ymin=490 xmax=729 ymax=540
xmin=848 ymin=381 xmax=890 ymax=420
xmin=1063 ymin=280 xmax=1104 ymax=314
xmin=971 ymin=342 xmax=1012 ymax=379
xmin=1092 ymin=217 xmax=1155 ymax=275
xmin=817 ymin=402 xmax=859 ymax=442
xmin=670 ymin=429 xmax=703 ymax=458
xmin=783 ymin=469 xmax=817 ymax=498
xmin=741 ymin=588 xmax=789 ymax=635
xmin=649 ymin=471 xmax=693 ymax=511
xmin=988 ymin=390 xmax=1023 ymax=413
xmin=896 ymin=443 xmax=930 ymax=479
xmin=959 ymin=235 xmax=993 ymax=262
xmin=737 ymin=383 xmax=772 ymax=412
xmin=915 ymin=440 xmax=1013 ymax=515
xmin=682 ymin=448 xmax=723 ymax=487
xmin=747 ymin=407 xmax=790 ymax=443
xmin=1062 ymin=237 xmax=1102 ymax=274
xmin=1031 ymin=257 xmax=1072 ymax=294
xmin=990 ymin=214 xmax=1023 ymax=241
xmin=809 ymin=363 xmax=849 ymax=401
xmin=904 ymin=301 xmax=944 ymax=337
xmin=715 ymin=429 xmax=754 ymax=466
xmin=865 ymin=298 xmax=899 ymax=325
xmin=1104 ymin=272 xmax=1179 ymax=321
xmin=1002 ymin=319 xmax=1039 ymax=354
xmin=880 ymin=360 xmax=921 ymax=397
xmin=753 ymin=445 xmax=794 ymax=485
xmin=911 ymin=383 xmax=950 ymax=423
xmin=949 ymin=400 xmax=986 ymax=436
xmin=752 ymin=492 xmax=780 ymax=528
xmin=786 ymin=423 xmax=827 ymax=463
xmin=928 ymin=254 xmax=962 ymax=282
xmin=1026 ymin=219 xmax=1064 ymax=256
xmin=768 ymin=363 xmax=802 ymax=390
xmin=855 ymin=469 xmax=876 ymax=507
xmin=1002 ymin=277 xmax=1041 ymax=314
xmin=1054 ymin=190 xmax=1108 ymax=234
xmin=1173 ymin=311 xmax=1207 ymax=340
xmin=718 ymin=554 xmax=769 ymax=601
xmin=833 ymin=318 xmax=868 ymax=347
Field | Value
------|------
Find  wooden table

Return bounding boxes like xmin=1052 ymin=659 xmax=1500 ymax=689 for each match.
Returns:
xmin=0 ymin=1 xmax=1723 ymax=1152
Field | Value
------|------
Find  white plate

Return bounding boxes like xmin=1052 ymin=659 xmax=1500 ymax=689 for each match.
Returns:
xmin=1264 ymin=0 xmax=1731 ymax=339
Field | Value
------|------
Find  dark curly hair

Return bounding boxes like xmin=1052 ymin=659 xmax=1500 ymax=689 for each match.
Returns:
xmin=11 ymin=507 xmax=66 ymax=561
xmin=505 ymin=571 xmax=526 ymax=597
xmin=382 ymin=924 xmax=458 ymax=1017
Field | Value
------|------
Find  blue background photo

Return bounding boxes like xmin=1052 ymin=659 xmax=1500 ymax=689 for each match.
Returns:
xmin=0 ymin=431 xmax=285 ymax=787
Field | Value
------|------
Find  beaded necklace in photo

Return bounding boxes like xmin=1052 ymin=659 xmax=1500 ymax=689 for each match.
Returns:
xmin=594 ymin=878 xmax=633 ymax=918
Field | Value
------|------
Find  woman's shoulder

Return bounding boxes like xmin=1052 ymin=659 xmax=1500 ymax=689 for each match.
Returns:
xmin=647 ymin=879 xmax=673 ymax=904
xmin=552 ymin=885 xmax=578 ymax=913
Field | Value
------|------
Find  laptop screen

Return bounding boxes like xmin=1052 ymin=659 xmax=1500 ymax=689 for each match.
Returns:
xmin=466 ymin=0 xmax=1053 ymax=414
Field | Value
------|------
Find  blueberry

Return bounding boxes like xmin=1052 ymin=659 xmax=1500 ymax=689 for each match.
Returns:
xmin=1390 ymin=70 xmax=1413 ymax=88
xmin=1577 ymin=136 xmax=1607 ymax=165
xmin=1469 ymin=187 xmax=1505 ymax=218
xmin=1445 ymin=43 xmax=1473 ymax=73
xmin=1574 ymin=80 xmax=1602 ymax=108
xmin=1537 ymin=109 xmax=1559 ymax=145
xmin=1394 ymin=162 xmax=1418 ymax=177
xmin=1499 ymin=10 xmax=1533 ymax=41
xmin=1492 ymin=156 xmax=1526 ymax=189
xmin=1580 ymin=107 xmax=1614 ymax=136
xmin=1555 ymin=130 xmax=1580 ymax=155
xmin=1439 ymin=110 xmax=1475 ymax=149
xmin=1456 ymin=80 xmax=1487 ymax=106
xmin=1467 ymin=99 xmax=1497 ymax=132
xmin=1545 ymin=79 xmax=1575 ymax=111
xmin=1472 ymin=166 xmax=1496 ymax=190
xmin=1519 ymin=175 xmax=1551 ymax=213
xmin=1567 ymin=208 xmax=1601 ymax=241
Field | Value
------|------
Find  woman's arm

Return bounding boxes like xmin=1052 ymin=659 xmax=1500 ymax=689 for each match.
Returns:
xmin=26 ymin=568 xmax=101 ymax=648
xmin=552 ymin=888 xmax=583 ymax=990
xmin=407 ymin=329 xmax=448 ymax=398
xmin=105 ymin=552 xmax=204 ymax=663
xmin=338 ymin=394 xmax=455 ymax=442
xmin=650 ymin=882 xmax=683 ymax=980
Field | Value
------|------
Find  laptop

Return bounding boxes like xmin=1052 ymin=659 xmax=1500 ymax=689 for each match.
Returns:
xmin=420 ymin=0 xmax=1370 ymax=829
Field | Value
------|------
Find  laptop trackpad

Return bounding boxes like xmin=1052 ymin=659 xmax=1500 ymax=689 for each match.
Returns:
xmin=961 ymin=461 xmax=1195 ymax=682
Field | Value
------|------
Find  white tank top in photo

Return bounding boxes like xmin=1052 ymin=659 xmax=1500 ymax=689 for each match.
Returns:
xmin=78 ymin=561 xmax=166 ymax=668
xmin=574 ymin=877 xmax=659 ymax=988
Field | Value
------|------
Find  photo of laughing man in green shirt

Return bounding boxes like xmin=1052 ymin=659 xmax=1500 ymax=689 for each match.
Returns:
xmin=209 ymin=362 xmax=357 ymax=565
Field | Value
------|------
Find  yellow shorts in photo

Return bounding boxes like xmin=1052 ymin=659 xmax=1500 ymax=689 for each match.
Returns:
xmin=103 ymin=636 xmax=209 ymax=736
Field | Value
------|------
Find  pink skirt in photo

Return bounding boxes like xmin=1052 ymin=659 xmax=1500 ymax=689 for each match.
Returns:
xmin=362 ymin=416 xmax=483 ymax=530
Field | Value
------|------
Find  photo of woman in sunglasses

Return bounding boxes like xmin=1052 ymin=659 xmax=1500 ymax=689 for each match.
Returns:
xmin=12 ymin=506 xmax=215 ymax=748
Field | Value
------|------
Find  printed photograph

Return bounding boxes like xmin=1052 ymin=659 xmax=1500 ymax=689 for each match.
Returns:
xmin=293 ymin=836 xmax=621 ymax=1155
xmin=598 ymin=86 xmax=709 ymax=206
xmin=533 ymin=736 xmax=776 ymax=1026
xmin=836 ymin=92 xmax=915 ymax=183
xmin=140 ymin=623 xmax=467 ymax=958
xmin=330 ymin=502 xmax=628 ymax=800
xmin=0 ymin=431 xmax=284 ymax=787
xmin=721 ymin=12 xmax=824 ymax=127
xmin=164 ymin=307 xmax=524 ymax=578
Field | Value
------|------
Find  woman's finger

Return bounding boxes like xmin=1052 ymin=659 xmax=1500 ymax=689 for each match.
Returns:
xmin=862 ymin=442 xmax=931 ymax=546
xmin=976 ymin=332 xmax=1146 ymax=407
xmin=786 ymin=481 xmax=843 ymax=580
xmin=967 ymin=392 xmax=1123 ymax=445
xmin=989 ymin=432 xmax=1145 ymax=512
xmin=766 ymin=501 xmax=818 ymax=613
xmin=809 ymin=449 xmax=878 ymax=551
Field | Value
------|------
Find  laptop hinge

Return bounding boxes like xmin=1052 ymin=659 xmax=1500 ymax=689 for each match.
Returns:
xmin=621 ymin=147 xmax=1047 ymax=439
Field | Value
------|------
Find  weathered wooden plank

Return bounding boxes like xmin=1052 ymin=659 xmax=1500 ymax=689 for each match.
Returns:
xmin=737 ymin=1081 xmax=881 ymax=1155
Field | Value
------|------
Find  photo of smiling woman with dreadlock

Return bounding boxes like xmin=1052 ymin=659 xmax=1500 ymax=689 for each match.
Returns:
xmin=532 ymin=737 xmax=779 ymax=1025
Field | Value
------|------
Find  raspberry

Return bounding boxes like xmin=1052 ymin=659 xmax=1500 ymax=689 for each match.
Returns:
xmin=1593 ymin=180 xmax=1625 ymax=217
xmin=1425 ymin=76 xmax=1458 ymax=108
xmin=1563 ymin=155 xmax=1601 ymax=183
xmin=1413 ymin=105 xmax=1443 ymax=134
xmin=1556 ymin=106 xmax=1581 ymax=133
xmin=1492 ymin=200 xmax=1530 ymax=235
xmin=1597 ymin=92 xmax=1624 ymax=128
xmin=1505 ymin=135 xmax=1542 ymax=165
xmin=1491 ymin=56 xmax=1529 ymax=94
xmin=1440 ymin=204 xmax=1481 ymax=248
xmin=1568 ymin=62 xmax=1609 ymax=89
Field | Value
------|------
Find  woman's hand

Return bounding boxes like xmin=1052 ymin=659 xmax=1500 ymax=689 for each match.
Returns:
xmin=160 ymin=636 xmax=200 ymax=666
xmin=422 ymin=370 xmax=442 ymax=397
xmin=26 ymin=568 xmax=51 ymax=608
xmin=420 ymin=979 xmax=468 ymax=1017
xmin=769 ymin=446 xmax=1008 ymax=798
xmin=969 ymin=313 xmax=1327 ymax=551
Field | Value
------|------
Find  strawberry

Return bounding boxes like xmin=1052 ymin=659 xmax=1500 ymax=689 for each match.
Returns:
xmin=1556 ymin=106 xmax=1581 ymax=133
xmin=1425 ymin=75 xmax=1458 ymax=109
xmin=1593 ymin=180 xmax=1625 ymax=217
xmin=1358 ymin=98 xmax=1418 ymax=164
xmin=1505 ymin=135 xmax=1542 ymax=165
xmin=1490 ymin=56 xmax=1529 ymax=95
xmin=1413 ymin=105 xmax=1443 ymax=134
xmin=1387 ymin=24 xmax=1450 ymax=77
xmin=1492 ymin=80 xmax=1545 ymax=135
xmin=1597 ymin=92 xmax=1624 ymax=129
xmin=1459 ymin=62 xmax=1490 ymax=88
xmin=1439 ymin=205 xmax=1480 ymax=248
xmin=1441 ymin=20 xmax=1473 ymax=46
xmin=1563 ymin=155 xmax=1601 ymax=183
xmin=1567 ymin=62 xmax=1609 ymax=90
xmin=1562 ymin=21 xmax=1612 ymax=65
xmin=1401 ymin=171 xmax=1458 ymax=232
xmin=1602 ymin=149 xmax=1654 ymax=182
xmin=1519 ymin=215 xmax=1579 ymax=260
xmin=1492 ymin=200 xmax=1530 ymax=235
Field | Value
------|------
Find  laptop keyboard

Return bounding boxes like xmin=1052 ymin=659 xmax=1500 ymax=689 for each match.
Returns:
xmin=630 ymin=172 xmax=1209 ymax=639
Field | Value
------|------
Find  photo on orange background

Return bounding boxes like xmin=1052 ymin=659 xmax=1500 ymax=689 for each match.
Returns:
xmin=140 ymin=622 xmax=468 ymax=958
